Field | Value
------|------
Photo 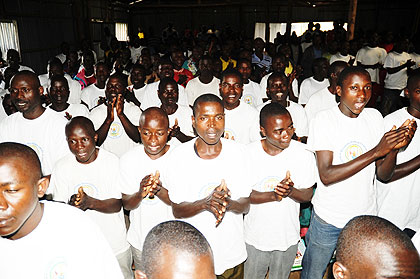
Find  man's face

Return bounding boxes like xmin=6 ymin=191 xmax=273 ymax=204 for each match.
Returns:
xmin=261 ymin=114 xmax=294 ymax=151
xmin=9 ymin=75 xmax=43 ymax=114
xmin=0 ymin=157 xmax=43 ymax=240
xmin=267 ymin=76 xmax=288 ymax=102
xmin=337 ymin=72 xmax=372 ymax=118
xmin=7 ymin=51 xmax=19 ymax=68
xmin=139 ymin=113 xmax=169 ymax=158
xmin=49 ymin=80 xmax=69 ymax=105
xmin=219 ymin=74 xmax=243 ymax=107
xmin=237 ymin=62 xmax=252 ymax=81
xmin=105 ymin=77 xmax=125 ymax=101
xmin=83 ymin=55 xmax=94 ymax=69
xmin=49 ymin=65 xmax=64 ymax=79
xmin=158 ymin=82 xmax=179 ymax=106
xmin=149 ymin=247 xmax=215 ymax=279
xmin=171 ymin=51 xmax=185 ymax=68
xmin=198 ymin=59 xmax=212 ymax=75
xmin=314 ymin=60 xmax=329 ymax=79
xmin=131 ymin=68 xmax=146 ymax=87
xmin=193 ymin=101 xmax=225 ymax=145
xmin=96 ymin=65 xmax=111 ymax=84
xmin=159 ymin=64 xmax=174 ymax=79
xmin=66 ymin=125 xmax=98 ymax=164
xmin=140 ymin=55 xmax=152 ymax=70
xmin=272 ymin=57 xmax=286 ymax=73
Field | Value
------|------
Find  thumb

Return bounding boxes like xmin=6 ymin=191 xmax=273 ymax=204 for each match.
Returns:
xmin=175 ymin=118 xmax=178 ymax=126
xmin=285 ymin=170 xmax=291 ymax=180
xmin=391 ymin=125 xmax=396 ymax=131
xmin=154 ymin=170 xmax=160 ymax=180
xmin=78 ymin=186 xmax=84 ymax=195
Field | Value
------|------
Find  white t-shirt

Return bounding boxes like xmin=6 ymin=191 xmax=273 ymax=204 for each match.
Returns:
xmin=298 ymin=77 xmax=329 ymax=105
xmin=50 ymin=149 xmax=129 ymax=255
xmin=165 ymin=139 xmax=252 ymax=275
xmin=130 ymin=85 xmax=147 ymax=107
xmin=329 ymin=53 xmax=355 ymax=65
xmin=0 ymin=201 xmax=123 ymax=279
xmin=185 ymin=76 xmax=220 ymax=106
xmin=384 ymin=51 xmax=412 ymax=90
xmin=410 ymin=52 xmax=420 ymax=70
xmin=81 ymin=84 xmax=106 ymax=110
xmin=0 ymin=108 xmax=69 ymax=175
xmin=167 ymin=105 xmax=195 ymax=137
xmin=224 ymin=101 xmax=260 ymax=144
xmin=377 ymin=108 xmax=420 ymax=231
xmin=257 ymin=101 xmax=308 ymax=137
xmin=412 ymin=232 xmax=420 ymax=252
xmin=39 ymin=73 xmax=82 ymax=105
xmin=260 ymin=73 xmax=299 ymax=99
xmin=49 ymin=103 xmax=89 ymax=120
xmin=119 ymin=145 xmax=174 ymax=250
xmin=90 ymin=103 xmax=141 ymax=157
xmin=305 ymin=86 xmax=338 ymax=123
xmin=242 ymin=81 xmax=263 ymax=108
xmin=140 ymin=81 xmax=188 ymax=110
xmin=130 ymin=46 xmax=144 ymax=64
xmin=244 ymin=140 xmax=316 ymax=251
xmin=356 ymin=46 xmax=387 ymax=83
xmin=308 ymin=106 xmax=383 ymax=228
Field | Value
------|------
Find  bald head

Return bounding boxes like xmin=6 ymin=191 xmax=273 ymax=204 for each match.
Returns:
xmin=65 ymin=116 xmax=96 ymax=138
xmin=334 ymin=215 xmax=420 ymax=279
xmin=0 ymin=142 xmax=42 ymax=179
xmin=139 ymin=107 xmax=169 ymax=129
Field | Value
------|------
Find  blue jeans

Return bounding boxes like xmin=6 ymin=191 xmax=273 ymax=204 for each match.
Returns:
xmin=301 ymin=212 xmax=342 ymax=279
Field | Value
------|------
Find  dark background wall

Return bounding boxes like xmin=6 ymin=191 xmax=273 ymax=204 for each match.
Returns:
xmin=1 ymin=0 xmax=419 ymax=73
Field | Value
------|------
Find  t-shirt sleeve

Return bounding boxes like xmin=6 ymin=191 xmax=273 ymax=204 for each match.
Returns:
xmin=384 ymin=53 xmax=394 ymax=68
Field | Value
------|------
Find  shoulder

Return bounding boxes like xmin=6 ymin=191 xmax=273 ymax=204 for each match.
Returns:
xmin=120 ymin=145 xmax=145 ymax=163
xmin=361 ymin=107 xmax=383 ymax=120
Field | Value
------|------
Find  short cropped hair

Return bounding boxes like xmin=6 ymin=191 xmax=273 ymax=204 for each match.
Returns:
xmin=0 ymin=142 xmax=42 ymax=178
xmin=50 ymin=75 xmax=69 ymax=90
xmin=141 ymin=221 xmax=213 ymax=276
xmin=220 ymin=68 xmax=243 ymax=85
xmin=328 ymin=60 xmax=348 ymax=77
xmin=11 ymin=71 xmax=41 ymax=88
xmin=65 ymin=116 xmax=96 ymax=138
xmin=192 ymin=93 xmax=223 ymax=116
xmin=337 ymin=66 xmax=370 ymax=87
xmin=158 ymin=77 xmax=178 ymax=92
xmin=336 ymin=215 xmax=417 ymax=268
xmin=260 ymin=102 xmax=290 ymax=128
xmin=108 ymin=73 xmax=128 ymax=88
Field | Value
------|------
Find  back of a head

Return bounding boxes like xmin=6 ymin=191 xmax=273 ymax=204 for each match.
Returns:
xmin=141 ymin=221 xmax=213 ymax=277
xmin=192 ymin=93 xmax=223 ymax=116
xmin=0 ymin=142 xmax=42 ymax=179
xmin=336 ymin=215 xmax=418 ymax=270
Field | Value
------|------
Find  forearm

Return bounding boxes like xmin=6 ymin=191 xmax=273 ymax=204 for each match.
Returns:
xmin=90 ymin=198 xmax=122 ymax=213
xmin=376 ymin=149 xmax=398 ymax=182
xmin=156 ymin=187 xmax=171 ymax=205
xmin=289 ymin=186 xmax=314 ymax=203
xmin=386 ymin=65 xmax=406 ymax=74
xmin=387 ymin=154 xmax=420 ymax=182
xmin=249 ymin=190 xmax=277 ymax=204
xmin=121 ymin=192 xmax=142 ymax=210
xmin=227 ymin=197 xmax=250 ymax=214
xmin=118 ymin=113 xmax=140 ymax=143
xmin=171 ymin=199 xmax=206 ymax=218
xmin=96 ymin=118 xmax=112 ymax=146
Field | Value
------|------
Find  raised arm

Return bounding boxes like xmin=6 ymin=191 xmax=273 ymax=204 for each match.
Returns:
xmin=96 ymin=98 xmax=115 ymax=146
xmin=116 ymin=94 xmax=141 ymax=143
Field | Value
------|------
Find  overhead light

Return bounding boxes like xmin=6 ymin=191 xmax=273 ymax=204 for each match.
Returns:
xmin=129 ymin=0 xmax=143 ymax=5
xmin=312 ymin=4 xmax=316 ymax=7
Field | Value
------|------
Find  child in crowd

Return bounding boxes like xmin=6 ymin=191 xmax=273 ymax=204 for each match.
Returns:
xmin=81 ymin=62 xmax=111 ymax=110
xmin=0 ymin=142 xmax=123 ymax=278
xmin=298 ymin=57 xmax=330 ymax=106
xmin=48 ymin=75 xmax=89 ymax=119
xmin=244 ymin=103 xmax=316 ymax=279
xmin=127 ymin=64 xmax=147 ymax=107
xmin=50 ymin=117 xmax=131 ymax=278
xmin=120 ymin=107 xmax=173 ymax=270
xmin=219 ymin=69 xmax=260 ymax=144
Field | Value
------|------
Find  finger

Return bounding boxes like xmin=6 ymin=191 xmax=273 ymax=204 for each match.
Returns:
xmin=285 ymin=170 xmax=291 ymax=180
xmin=154 ymin=170 xmax=160 ymax=181
xmin=174 ymin=118 xmax=178 ymax=127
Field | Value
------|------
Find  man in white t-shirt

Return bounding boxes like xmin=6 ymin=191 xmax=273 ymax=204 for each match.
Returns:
xmin=237 ymin=59 xmax=263 ymax=107
xmin=0 ymin=142 xmax=123 ymax=279
xmin=90 ymin=73 xmax=141 ymax=157
xmin=244 ymin=103 xmax=316 ymax=279
xmin=141 ymin=60 xmax=188 ymax=110
xmin=50 ymin=117 xmax=131 ymax=278
xmin=48 ymin=75 xmax=89 ymax=119
xmin=0 ymin=71 xmax=69 ymax=176
xmin=38 ymin=58 xmax=82 ymax=105
xmin=219 ymin=68 xmax=260 ymax=144
xmin=298 ymin=57 xmax=330 ymax=106
xmin=377 ymin=72 xmax=420 ymax=234
xmin=329 ymin=41 xmax=355 ymax=65
xmin=6 ymin=49 xmax=34 ymax=73
xmin=120 ymin=107 xmax=174 ymax=270
xmin=258 ymin=73 xmax=308 ymax=142
xmin=185 ymin=55 xmax=220 ymax=106
xmin=81 ymin=62 xmax=110 ymax=110
xmin=381 ymin=38 xmax=415 ymax=116
xmin=332 ymin=216 xmax=420 ymax=279
xmin=130 ymin=38 xmax=144 ymax=64
xmin=305 ymin=61 xmax=348 ymax=123
xmin=301 ymin=66 xmax=415 ymax=279
xmin=127 ymin=64 xmax=147 ymax=108
xmin=165 ymin=94 xmax=251 ymax=277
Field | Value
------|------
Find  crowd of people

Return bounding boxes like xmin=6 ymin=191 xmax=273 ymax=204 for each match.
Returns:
xmin=0 ymin=21 xmax=419 ymax=279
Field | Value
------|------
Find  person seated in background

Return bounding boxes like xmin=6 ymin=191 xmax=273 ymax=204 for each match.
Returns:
xmin=6 ymin=49 xmax=34 ymax=73
xmin=182 ymin=45 xmax=204 ymax=76
xmin=127 ymin=64 xmax=147 ymax=108
xmin=333 ymin=215 xmax=420 ymax=279
xmin=81 ymin=62 xmax=111 ymax=110
xmin=171 ymin=49 xmax=193 ymax=87
xmin=298 ymin=57 xmax=330 ymax=106
xmin=75 ymin=50 xmax=96 ymax=90
xmin=237 ymin=59 xmax=263 ymax=108
xmin=134 ymin=221 xmax=215 ymax=279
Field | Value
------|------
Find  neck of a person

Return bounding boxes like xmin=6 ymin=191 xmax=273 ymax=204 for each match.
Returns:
xmin=313 ymin=75 xmax=324 ymax=82
xmin=85 ymin=67 xmax=94 ymax=76
xmin=199 ymin=73 xmax=213 ymax=84
xmin=96 ymin=80 xmax=106 ymax=89
xmin=261 ymin=139 xmax=284 ymax=156
xmin=50 ymin=102 xmax=70 ymax=112
xmin=133 ymin=83 xmax=145 ymax=90
xmin=223 ymin=100 xmax=240 ymax=110
xmin=408 ymin=104 xmax=420 ymax=119
xmin=23 ymin=105 xmax=46 ymax=120
xmin=161 ymin=103 xmax=178 ymax=115
xmin=195 ymin=137 xmax=222 ymax=159
xmin=328 ymin=81 xmax=337 ymax=94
